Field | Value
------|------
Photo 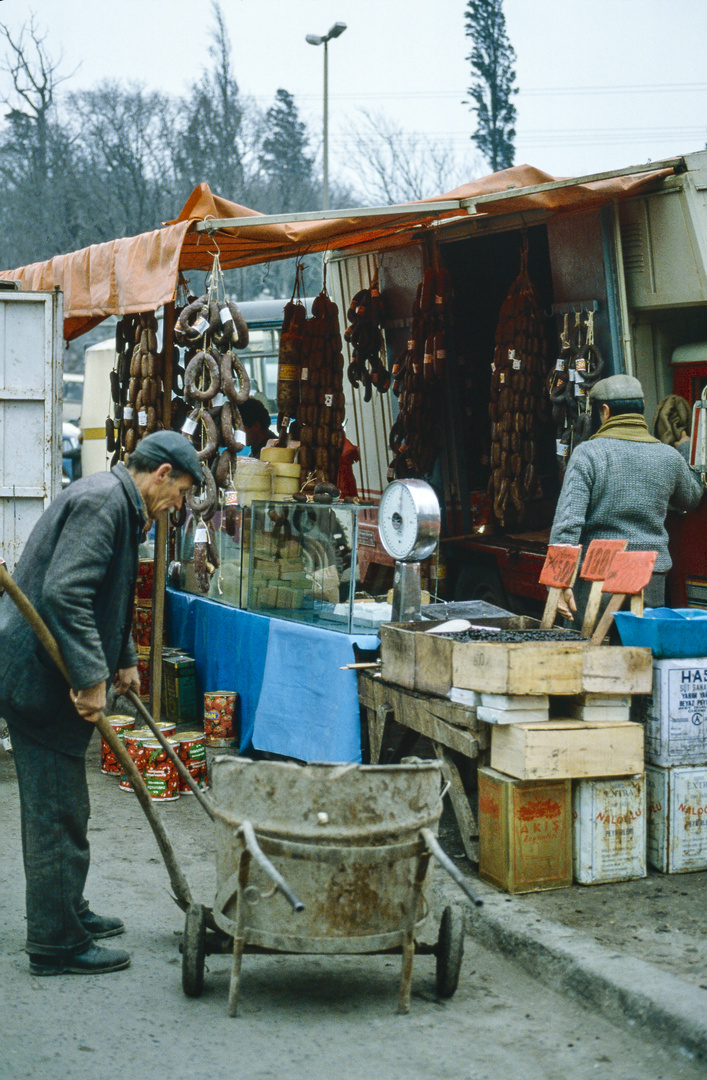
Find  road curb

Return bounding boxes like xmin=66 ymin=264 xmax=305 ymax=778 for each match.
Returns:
xmin=439 ymin=874 xmax=707 ymax=1061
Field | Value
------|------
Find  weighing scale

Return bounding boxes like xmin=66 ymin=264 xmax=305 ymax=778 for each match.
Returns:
xmin=378 ymin=479 xmax=441 ymax=622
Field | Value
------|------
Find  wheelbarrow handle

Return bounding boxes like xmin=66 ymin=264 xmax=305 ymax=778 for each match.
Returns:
xmin=420 ymin=827 xmax=483 ymax=908
xmin=0 ymin=559 xmax=194 ymax=913
xmin=239 ymin=820 xmax=305 ymax=913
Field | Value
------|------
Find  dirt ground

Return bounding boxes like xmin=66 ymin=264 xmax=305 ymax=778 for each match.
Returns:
xmin=1 ymin=736 xmax=706 ymax=1080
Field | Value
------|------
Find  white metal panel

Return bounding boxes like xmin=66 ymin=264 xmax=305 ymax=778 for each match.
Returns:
xmin=81 ymin=338 xmax=116 ymax=477
xmin=0 ymin=289 xmax=62 ymax=571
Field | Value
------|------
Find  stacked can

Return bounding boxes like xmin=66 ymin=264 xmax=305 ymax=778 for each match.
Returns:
xmin=143 ymin=736 xmax=182 ymax=801
xmin=118 ymin=721 xmax=177 ymax=793
xmin=177 ymin=731 xmax=207 ymax=794
xmin=100 ymin=715 xmax=135 ymax=775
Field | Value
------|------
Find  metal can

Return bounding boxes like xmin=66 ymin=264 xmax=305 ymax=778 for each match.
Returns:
xmin=118 ymin=727 xmax=153 ymax=792
xmin=100 ymin=715 xmax=135 ymax=775
xmin=203 ymin=691 xmax=238 ymax=741
xmin=143 ymin=737 xmax=182 ymax=801
xmin=176 ymin=730 xmax=207 ymax=794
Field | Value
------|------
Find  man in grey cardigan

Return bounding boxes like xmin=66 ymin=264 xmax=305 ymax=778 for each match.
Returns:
xmin=0 ymin=431 xmax=201 ymax=976
xmin=549 ymin=374 xmax=703 ymax=625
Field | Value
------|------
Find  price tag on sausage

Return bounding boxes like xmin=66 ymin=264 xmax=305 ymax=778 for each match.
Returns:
xmin=324 ymin=393 xmax=333 ymax=407
xmin=601 ymin=550 xmax=657 ymax=595
xmin=556 ymin=357 xmax=567 ymax=371
xmin=538 ymin=544 xmax=582 ymax=589
xmin=194 ymin=526 xmax=208 ymax=543
xmin=301 ymin=367 xmax=309 ymax=382
xmin=512 ymin=357 xmax=522 ymax=370
xmin=580 ymin=538 xmax=627 ymax=581
xmin=181 ymin=415 xmax=198 ymax=435
xmin=124 ymin=406 xmax=134 ymax=421
xmin=138 ymin=410 xmax=148 ymax=427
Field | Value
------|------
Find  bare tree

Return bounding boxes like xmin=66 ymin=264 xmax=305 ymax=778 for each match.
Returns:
xmin=344 ymin=111 xmax=482 ymax=205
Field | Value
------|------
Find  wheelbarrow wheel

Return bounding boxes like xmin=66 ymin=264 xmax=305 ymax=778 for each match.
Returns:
xmin=435 ymin=906 xmax=464 ymax=998
xmin=182 ymin=903 xmax=207 ymax=998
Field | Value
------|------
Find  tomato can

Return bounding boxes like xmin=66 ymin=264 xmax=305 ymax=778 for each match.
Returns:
xmin=177 ymin=730 xmax=207 ymax=794
xmin=203 ymin=691 xmax=238 ymax=742
xmin=118 ymin=727 xmax=153 ymax=791
xmin=143 ymin=737 xmax=182 ymax=801
xmin=100 ymin=715 xmax=135 ymax=775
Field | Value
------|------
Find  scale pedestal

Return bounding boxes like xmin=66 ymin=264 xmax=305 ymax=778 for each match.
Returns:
xmin=391 ymin=560 xmax=423 ymax=623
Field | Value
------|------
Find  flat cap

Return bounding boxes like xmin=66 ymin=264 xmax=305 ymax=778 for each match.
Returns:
xmin=589 ymin=374 xmax=644 ymax=403
xmin=131 ymin=430 xmax=202 ymax=485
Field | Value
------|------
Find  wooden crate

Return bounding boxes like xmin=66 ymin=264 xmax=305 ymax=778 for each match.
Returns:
xmin=490 ymin=719 xmax=644 ymax=780
xmin=478 ymin=766 xmax=572 ymax=894
xmin=380 ymin=622 xmax=652 ymax=697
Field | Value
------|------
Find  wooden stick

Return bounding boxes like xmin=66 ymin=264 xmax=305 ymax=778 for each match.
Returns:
xmin=581 ymin=580 xmax=604 ymax=637
xmin=339 ymin=661 xmax=382 ymax=670
xmin=540 ymin=586 xmax=562 ymax=629
xmin=630 ymin=590 xmax=645 ymax=616
xmin=590 ymin=593 xmax=625 ymax=645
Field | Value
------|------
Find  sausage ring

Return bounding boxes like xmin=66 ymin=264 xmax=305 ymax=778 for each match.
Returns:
xmin=221 ymin=400 xmax=244 ymax=454
xmin=185 ymin=350 xmax=221 ymax=403
xmin=187 ymin=463 xmax=218 ymax=520
xmin=220 ymin=349 xmax=250 ymax=405
xmin=186 ymin=407 xmax=218 ymax=462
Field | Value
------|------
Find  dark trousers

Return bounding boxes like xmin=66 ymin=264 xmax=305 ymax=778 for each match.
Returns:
xmin=7 ymin=721 xmax=93 ymax=958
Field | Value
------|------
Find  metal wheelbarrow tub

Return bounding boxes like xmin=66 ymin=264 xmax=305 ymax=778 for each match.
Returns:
xmin=182 ymin=756 xmax=479 ymax=1015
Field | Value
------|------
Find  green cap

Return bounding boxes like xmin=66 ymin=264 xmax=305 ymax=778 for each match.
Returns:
xmin=130 ymin=431 xmax=202 ymax=485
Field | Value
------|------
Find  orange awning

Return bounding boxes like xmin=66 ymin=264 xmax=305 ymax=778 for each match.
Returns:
xmin=0 ymin=159 xmax=679 ymax=340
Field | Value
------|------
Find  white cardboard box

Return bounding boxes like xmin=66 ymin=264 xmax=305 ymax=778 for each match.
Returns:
xmin=646 ymin=658 xmax=707 ymax=766
xmin=478 ymin=705 xmax=549 ymax=726
xmin=573 ymin=775 xmax=646 ymax=884
xmin=646 ymin=763 xmax=707 ymax=873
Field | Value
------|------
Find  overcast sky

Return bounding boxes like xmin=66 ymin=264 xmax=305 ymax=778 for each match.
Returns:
xmin=1 ymin=0 xmax=705 ymax=195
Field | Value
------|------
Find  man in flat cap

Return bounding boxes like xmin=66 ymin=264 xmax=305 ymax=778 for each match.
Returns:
xmin=549 ymin=374 xmax=703 ymax=624
xmin=0 ymin=431 xmax=200 ymax=976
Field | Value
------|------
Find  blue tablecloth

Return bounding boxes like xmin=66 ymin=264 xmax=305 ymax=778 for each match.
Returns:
xmin=165 ymin=589 xmax=379 ymax=763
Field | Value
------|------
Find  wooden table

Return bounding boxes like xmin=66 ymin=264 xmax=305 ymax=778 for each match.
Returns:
xmin=358 ymin=670 xmax=488 ymax=862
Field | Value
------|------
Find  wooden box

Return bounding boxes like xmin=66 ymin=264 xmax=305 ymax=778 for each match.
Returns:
xmin=478 ymin=766 xmax=572 ymax=894
xmin=380 ymin=622 xmax=652 ymax=698
xmin=490 ymin=719 xmax=644 ymax=780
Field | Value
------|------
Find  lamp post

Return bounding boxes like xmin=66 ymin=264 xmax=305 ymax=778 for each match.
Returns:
xmin=306 ymin=21 xmax=347 ymax=212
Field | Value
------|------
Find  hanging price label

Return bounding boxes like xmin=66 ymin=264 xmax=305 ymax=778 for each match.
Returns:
xmin=124 ymin=406 xmax=134 ymax=421
xmin=194 ymin=526 xmax=208 ymax=543
xmin=512 ymin=357 xmax=522 ymax=370
xmin=138 ymin=410 xmax=148 ymax=427
xmin=182 ymin=416 xmax=198 ymax=435
xmin=324 ymin=393 xmax=333 ymax=407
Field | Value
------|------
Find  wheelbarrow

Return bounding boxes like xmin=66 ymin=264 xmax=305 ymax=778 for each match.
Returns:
xmin=182 ymin=755 xmax=482 ymax=1016
xmin=0 ymin=560 xmax=481 ymax=1015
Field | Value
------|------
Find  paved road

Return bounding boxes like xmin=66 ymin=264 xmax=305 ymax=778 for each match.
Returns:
xmin=0 ymin=743 xmax=704 ymax=1080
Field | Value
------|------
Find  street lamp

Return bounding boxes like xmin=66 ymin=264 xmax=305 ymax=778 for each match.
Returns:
xmin=306 ymin=21 xmax=347 ymax=212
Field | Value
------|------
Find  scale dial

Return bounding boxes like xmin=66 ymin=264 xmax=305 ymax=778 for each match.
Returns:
xmin=378 ymin=479 xmax=441 ymax=562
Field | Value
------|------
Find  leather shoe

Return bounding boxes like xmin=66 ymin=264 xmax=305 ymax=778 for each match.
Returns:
xmin=78 ymin=909 xmax=126 ymax=939
xmin=29 ymin=943 xmax=131 ymax=976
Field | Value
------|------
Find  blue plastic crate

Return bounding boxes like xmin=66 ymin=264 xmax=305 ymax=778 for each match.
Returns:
xmin=613 ymin=607 xmax=707 ymax=659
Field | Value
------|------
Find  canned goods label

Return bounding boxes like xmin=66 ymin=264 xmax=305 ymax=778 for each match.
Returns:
xmin=145 ymin=766 xmax=179 ymax=801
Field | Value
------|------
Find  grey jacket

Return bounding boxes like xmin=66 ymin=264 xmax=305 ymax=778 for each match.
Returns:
xmin=549 ymin=438 xmax=703 ymax=571
xmin=0 ymin=463 xmax=146 ymax=756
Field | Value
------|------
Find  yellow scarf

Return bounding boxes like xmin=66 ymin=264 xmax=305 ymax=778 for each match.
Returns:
xmin=590 ymin=414 xmax=659 ymax=444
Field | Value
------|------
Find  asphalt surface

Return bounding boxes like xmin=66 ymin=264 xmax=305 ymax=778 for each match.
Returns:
xmin=0 ymin=737 xmax=705 ymax=1079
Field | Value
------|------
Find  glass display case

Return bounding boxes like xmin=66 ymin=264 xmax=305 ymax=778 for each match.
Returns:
xmin=246 ymin=500 xmax=392 ymax=634
xmin=176 ymin=499 xmax=440 ymax=633
xmin=179 ymin=505 xmax=249 ymax=609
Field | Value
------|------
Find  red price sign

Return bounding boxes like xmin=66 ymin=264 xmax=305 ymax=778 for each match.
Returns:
xmin=580 ymin=539 xmax=627 ymax=582
xmin=602 ymin=550 xmax=657 ymax=595
xmin=538 ymin=544 xmax=582 ymax=589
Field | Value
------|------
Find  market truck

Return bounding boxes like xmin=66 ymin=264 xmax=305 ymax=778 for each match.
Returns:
xmin=328 ymin=150 xmax=707 ymax=612
xmin=0 ymin=285 xmax=63 ymax=572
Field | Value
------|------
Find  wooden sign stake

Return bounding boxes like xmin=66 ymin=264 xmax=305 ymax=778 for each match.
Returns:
xmin=590 ymin=593 xmax=627 ymax=645
xmin=578 ymin=538 xmax=628 ymax=638
xmin=590 ymin=550 xmax=656 ymax=644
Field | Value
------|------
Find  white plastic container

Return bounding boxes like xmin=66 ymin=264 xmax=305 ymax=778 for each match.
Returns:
xmin=572 ymin=775 xmax=646 ymax=884
xmin=646 ymin=658 xmax=707 ymax=766
xmin=646 ymin=764 xmax=707 ymax=873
